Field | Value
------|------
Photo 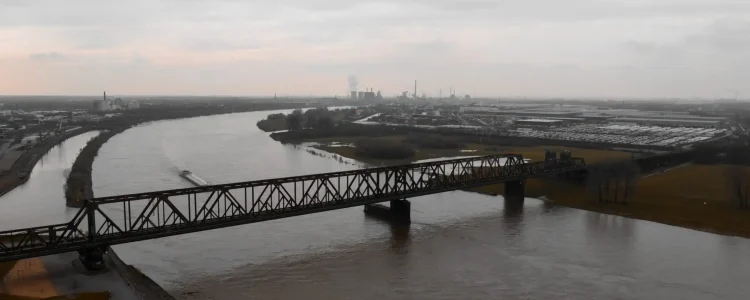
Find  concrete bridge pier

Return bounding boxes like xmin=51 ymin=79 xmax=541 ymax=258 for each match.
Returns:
xmin=504 ymin=180 xmax=525 ymax=203
xmin=77 ymin=246 xmax=107 ymax=271
xmin=364 ymin=199 xmax=411 ymax=224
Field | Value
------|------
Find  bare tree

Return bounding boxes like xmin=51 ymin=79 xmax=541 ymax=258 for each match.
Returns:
xmin=586 ymin=164 xmax=605 ymax=203
xmin=618 ymin=161 xmax=641 ymax=204
xmin=725 ymin=166 xmax=750 ymax=209
xmin=587 ymin=160 xmax=641 ymax=204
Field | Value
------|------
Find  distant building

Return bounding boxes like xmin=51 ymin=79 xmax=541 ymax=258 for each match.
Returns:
xmin=93 ymin=92 xmax=140 ymax=111
xmin=515 ymin=119 xmax=564 ymax=128
xmin=609 ymin=117 xmax=721 ymax=128
xmin=350 ymin=91 xmax=358 ymax=100
xmin=21 ymin=136 xmax=39 ymax=145
xmin=363 ymin=91 xmax=375 ymax=101
xmin=358 ymin=91 xmax=365 ymax=100
xmin=126 ymin=100 xmax=140 ymax=110
xmin=94 ymin=91 xmax=114 ymax=112
xmin=93 ymin=99 xmax=111 ymax=112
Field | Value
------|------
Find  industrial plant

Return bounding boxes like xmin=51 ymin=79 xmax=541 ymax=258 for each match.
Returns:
xmin=92 ymin=92 xmax=140 ymax=112
xmin=354 ymin=102 xmax=738 ymax=152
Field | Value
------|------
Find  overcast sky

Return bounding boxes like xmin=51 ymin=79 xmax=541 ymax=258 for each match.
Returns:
xmin=1 ymin=0 xmax=749 ymax=99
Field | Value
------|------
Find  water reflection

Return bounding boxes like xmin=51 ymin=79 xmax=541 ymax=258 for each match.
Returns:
xmin=585 ymin=211 xmax=635 ymax=241
xmin=501 ymin=198 xmax=524 ymax=236
xmin=389 ymin=223 xmax=411 ymax=252
xmin=540 ymin=200 xmax=562 ymax=215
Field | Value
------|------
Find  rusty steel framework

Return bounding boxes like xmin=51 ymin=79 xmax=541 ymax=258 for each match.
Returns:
xmin=0 ymin=154 xmax=585 ymax=262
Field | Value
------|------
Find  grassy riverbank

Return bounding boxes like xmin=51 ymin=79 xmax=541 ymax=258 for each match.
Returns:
xmin=470 ymin=164 xmax=750 ymax=238
xmin=306 ymin=136 xmax=750 ymax=239
xmin=308 ymin=135 xmax=631 ymax=165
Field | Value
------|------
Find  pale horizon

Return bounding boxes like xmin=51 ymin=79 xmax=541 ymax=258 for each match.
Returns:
xmin=1 ymin=0 xmax=749 ymax=99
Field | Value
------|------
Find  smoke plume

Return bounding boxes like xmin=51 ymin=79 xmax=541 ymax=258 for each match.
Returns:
xmin=348 ymin=75 xmax=358 ymax=92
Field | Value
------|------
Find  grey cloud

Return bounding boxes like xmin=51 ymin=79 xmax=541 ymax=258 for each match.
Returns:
xmin=685 ymin=20 xmax=750 ymax=53
xmin=625 ymin=19 xmax=750 ymax=65
xmin=184 ymin=39 xmax=263 ymax=52
xmin=28 ymin=52 xmax=66 ymax=61
xmin=59 ymin=28 xmax=134 ymax=49
xmin=1 ymin=0 xmax=744 ymax=29
xmin=131 ymin=55 xmax=152 ymax=65
xmin=4 ymin=0 xmax=750 ymax=98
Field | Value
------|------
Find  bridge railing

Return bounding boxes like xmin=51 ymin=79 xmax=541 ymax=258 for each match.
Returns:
xmin=0 ymin=155 xmax=585 ymax=261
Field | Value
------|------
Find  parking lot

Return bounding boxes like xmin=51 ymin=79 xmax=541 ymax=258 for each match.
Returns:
xmin=487 ymin=124 xmax=727 ymax=147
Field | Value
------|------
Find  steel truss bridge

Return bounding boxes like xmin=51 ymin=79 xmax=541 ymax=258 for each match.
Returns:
xmin=0 ymin=154 xmax=585 ymax=264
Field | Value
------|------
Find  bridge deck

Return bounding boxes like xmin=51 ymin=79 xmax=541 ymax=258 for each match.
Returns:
xmin=0 ymin=154 xmax=585 ymax=262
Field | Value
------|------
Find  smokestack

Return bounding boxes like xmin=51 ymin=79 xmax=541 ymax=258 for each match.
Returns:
xmin=103 ymin=91 xmax=106 ymax=100
xmin=414 ymin=80 xmax=417 ymax=99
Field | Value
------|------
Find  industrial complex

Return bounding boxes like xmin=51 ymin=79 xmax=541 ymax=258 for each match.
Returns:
xmin=359 ymin=103 xmax=735 ymax=151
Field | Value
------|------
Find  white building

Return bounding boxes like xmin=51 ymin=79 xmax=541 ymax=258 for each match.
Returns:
xmin=126 ymin=100 xmax=140 ymax=110
xmin=21 ymin=136 xmax=39 ymax=145
xmin=93 ymin=99 xmax=114 ymax=112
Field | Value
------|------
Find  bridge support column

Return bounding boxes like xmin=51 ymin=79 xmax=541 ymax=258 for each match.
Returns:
xmin=504 ymin=180 xmax=525 ymax=203
xmin=364 ymin=199 xmax=411 ymax=224
xmin=77 ymin=246 xmax=107 ymax=271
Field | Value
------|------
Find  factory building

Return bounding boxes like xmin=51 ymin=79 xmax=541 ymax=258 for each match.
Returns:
xmin=126 ymin=100 xmax=140 ymax=110
xmin=460 ymin=107 xmax=581 ymax=118
xmin=515 ymin=119 xmax=565 ymax=128
xmin=93 ymin=99 xmax=113 ymax=112
xmin=93 ymin=92 xmax=140 ymax=111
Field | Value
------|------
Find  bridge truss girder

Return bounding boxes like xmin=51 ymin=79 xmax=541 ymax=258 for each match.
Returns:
xmin=0 ymin=154 xmax=585 ymax=262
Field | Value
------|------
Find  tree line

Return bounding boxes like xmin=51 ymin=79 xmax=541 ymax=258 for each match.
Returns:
xmin=586 ymin=160 xmax=641 ymax=204
xmin=257 ymin=108 xmax=360 ymax=132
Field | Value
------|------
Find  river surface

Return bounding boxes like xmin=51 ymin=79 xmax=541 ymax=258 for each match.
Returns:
xmin=0 ymin=131 xmax=100 ymax=230
xmin=1 ymin=111 xmax=749 ymax=299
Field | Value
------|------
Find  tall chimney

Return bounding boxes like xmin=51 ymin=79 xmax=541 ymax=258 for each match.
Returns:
xmin=104 ymin=91 xmax=106 ymax=100
xmin=414 ymin=80 xmax=417 ymax=99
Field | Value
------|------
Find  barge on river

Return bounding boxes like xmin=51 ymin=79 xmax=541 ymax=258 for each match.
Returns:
xmin=179 ymin=170 xmax=210 ymax=187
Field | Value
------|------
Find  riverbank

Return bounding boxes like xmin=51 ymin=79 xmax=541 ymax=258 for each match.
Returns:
xmin=65 ymin=128 xmax=126 ymax=207
xmin=471 ymin=163 xmax=750 ymax=239
xmin=105 ymin=247 xmax=176 ymax=300
xmin=305 ymin=136 xmax=750 ymax=239
xmin=0 ymin=127 xmax=93 ymax=198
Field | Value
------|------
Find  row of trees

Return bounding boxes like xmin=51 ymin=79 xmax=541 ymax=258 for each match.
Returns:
xmin=284 ymin=108 xmax=337 ymax=130
xmin=693 ymin=140 xmax=750 ymax=209
xmin=65 ymin=128 xmax=127 ymax=207
xmin=726 ymin=166 xmax=750 ymax=209
xmin=257 ymin=108 xmax=359 ymax=132
xmin=587 ymin=161 xmax=641 ymax=204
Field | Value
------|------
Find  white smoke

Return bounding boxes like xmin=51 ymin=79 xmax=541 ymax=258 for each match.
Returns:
xmin=348 ymin=75 xmax=358 ymax=92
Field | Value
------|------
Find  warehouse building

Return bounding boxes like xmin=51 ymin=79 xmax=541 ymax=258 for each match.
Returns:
xmin=609 ymin=117 xmax=722 ymax=128
xmin=515 ymin=119 xmax=564 ymax=128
